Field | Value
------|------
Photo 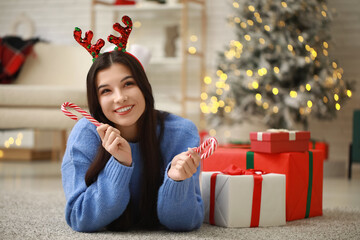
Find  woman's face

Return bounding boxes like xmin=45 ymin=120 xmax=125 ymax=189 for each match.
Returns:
xmin=96 ymin=63 xmax=145 ymax=134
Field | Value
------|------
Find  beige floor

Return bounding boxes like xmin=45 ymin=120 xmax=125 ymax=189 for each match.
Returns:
xmin=0 ymin=161 xmax=360 ymax=209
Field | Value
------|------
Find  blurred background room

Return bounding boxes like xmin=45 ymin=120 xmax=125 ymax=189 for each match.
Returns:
xmin=0 ymin=0 xmax=359 ymax=238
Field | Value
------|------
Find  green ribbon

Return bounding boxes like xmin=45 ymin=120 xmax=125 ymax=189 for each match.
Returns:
xmin=246 ymin=151 xmax=254 ymax=169
xmin=311 ymin=140 xmax=316 ymax=149
xmin=305 ymin=151 xmax=313 ymax=218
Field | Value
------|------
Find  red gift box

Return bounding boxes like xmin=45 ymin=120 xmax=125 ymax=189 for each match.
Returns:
xmin=203 ymin=147 xmax=324 ymax=221
xmin=250 ymin=130 xmax=311 ymax=153
xmin=220 ymin=143 xmax=251 ymax=149
xmin=309 ymin=141 xmax=329 ymax=160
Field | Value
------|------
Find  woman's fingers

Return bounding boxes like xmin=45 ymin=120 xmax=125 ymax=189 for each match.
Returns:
xmin=108 ymin=137 xmax=121 ymax=153
xmin=171 ymin=150 xmax=199 ymax=179
xmin=96 ymin=123 xmax=108 ymax=139
xmin=184 ymin=159 xmax=197 ymax=176
xmin=102 ymin=126 xmax=119 ymax=145
xmin=104 ymin=131 xmax=114 ymax=147
xmin=188 ymin=148 xmax=201 ymax=168
xmin=96 ymin=124 xmax=132 ymax=166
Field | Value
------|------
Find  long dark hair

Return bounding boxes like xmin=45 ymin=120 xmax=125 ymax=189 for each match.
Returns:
xmin=84 ymin=50 xmax=166 ymax=230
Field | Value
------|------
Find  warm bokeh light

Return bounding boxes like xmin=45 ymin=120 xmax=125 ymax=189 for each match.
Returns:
xmin=335 ymin=103 xmax=341 ymax=110
xmin=272 ymin=88 xmax=279 ymax=95
xmin=204 ymin=76 xmax=212 ymax=84
xmin=188 ymin=47 xmax=196 ymax=54
xmin=248 ymin=5 xmax=255 ymax=12
xmin=255 ymin=93 xmax=262 ymax=101
xmin=347 ymin=90 xmax=352 ymax=98
xmin=290 ymin=91 xmax=297 ymax=98
xmin=201 ymin=92 xmax=208 ymax=100
xmin=307 ymin=100 xmax=313 ymax=108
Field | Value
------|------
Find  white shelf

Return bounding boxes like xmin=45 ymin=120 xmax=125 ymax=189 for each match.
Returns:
xmin=95 ymin=3 xmax=183 ymax=12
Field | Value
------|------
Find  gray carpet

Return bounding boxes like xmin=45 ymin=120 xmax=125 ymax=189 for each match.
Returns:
xmin=1 ymin=178 xmax=359 ymax=240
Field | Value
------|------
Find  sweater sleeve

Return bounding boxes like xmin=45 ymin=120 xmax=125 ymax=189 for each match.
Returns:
xmin=61 ymin=119 xmax=133 ymax=232
xmin=157 ymin=118 xmax=204 ymax=231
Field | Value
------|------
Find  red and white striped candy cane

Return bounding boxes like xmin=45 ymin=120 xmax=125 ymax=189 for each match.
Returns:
xmin=61 ymin=102 xmax=218 ymax=158
xmin=194 ymin=137 xmax=218 ymax=160
xmin=61 ymin=102 xmax=101 ymax=127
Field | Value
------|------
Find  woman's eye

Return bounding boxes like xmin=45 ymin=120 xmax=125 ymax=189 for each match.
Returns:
xmin=124 ymin=81 xmax=135 ymax=87
xmin=100 ymin=89 xmax=110 ymax=95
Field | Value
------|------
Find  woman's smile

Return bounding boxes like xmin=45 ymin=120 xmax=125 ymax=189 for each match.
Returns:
xmin=115 ymin=105 xmax=134 ymax=115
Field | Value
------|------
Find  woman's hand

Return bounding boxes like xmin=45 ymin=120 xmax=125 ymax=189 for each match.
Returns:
xmin=168 ymin=148 xmax=201 ymax=181
xmin=97 ymin=124 xmax=132 ymax=167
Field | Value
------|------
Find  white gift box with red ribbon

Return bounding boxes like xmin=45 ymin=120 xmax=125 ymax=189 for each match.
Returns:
xmin=201 ymin=165 xmax=286 ymax=228
xmin=250 ymin=129 xmax=311 ymax=153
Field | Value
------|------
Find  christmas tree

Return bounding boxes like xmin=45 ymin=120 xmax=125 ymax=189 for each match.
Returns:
xmin=202 ymin=0 xmax=354 ymax=131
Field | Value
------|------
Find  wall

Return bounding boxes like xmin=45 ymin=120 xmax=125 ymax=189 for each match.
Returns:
xmin=0 ymin=0 xmax=90 ymax=44
xmin=0 ymin=0 xmax=359 ymax=164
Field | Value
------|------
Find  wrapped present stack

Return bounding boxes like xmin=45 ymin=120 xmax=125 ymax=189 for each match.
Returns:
xmin=202 ymin=129 xmax=324 ymax=227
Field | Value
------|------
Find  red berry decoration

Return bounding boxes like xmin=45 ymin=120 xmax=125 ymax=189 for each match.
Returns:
xmin=107 ymin=15 xmax=133 ymax=52
xmin=73 ymin=27 xmax=105 ymax=61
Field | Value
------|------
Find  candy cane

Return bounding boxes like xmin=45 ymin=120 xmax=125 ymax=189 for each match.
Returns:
xmin=194 ymin=137 xmax=218 ymax=160
xmin=61 ymin=102 xmax=218 ymax=159
xmin=61 ymin=102 xmax=101 ymax=127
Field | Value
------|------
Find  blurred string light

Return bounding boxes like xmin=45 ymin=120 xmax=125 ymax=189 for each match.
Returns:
xmin=272 ymin=87 xmax=279 ymax=95
xmin=3 ymin=132 xmax=23 ymax=149
xmin=133 ymin=21 xmax=141 ymax=28
xmin=188 ymin=46 xmax=196 ymax=54
xmin=347 ymin=90 xmax=352 ymax=97
xmin=209 ymin=129 xmax=216 ymax=136
xmin=290 ymin=91 xmax=297 ymax=98
xmin=190 ymin=35 xmax=198 ymax=42
xmin=273 ymin=106 xmax=279 ymax=113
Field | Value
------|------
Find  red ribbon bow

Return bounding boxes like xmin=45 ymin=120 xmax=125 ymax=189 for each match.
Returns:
xmin=209 ymin=164 xmax=266 ymax=227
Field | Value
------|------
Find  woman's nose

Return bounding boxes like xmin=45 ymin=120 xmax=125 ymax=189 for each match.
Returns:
xmin=114 ymin=90 xmax=128 ymax=103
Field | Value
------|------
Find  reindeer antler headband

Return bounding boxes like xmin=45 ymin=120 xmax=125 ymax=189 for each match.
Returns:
xmin=74 ymin=15 xmax=133 ymax=62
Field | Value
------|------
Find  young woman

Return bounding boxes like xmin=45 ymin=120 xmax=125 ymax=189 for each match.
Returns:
xmin=61 ymin=50 xmax=204 ymax=232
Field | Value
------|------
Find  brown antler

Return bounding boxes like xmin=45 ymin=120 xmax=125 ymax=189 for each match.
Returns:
xmin=74 ymin=27 xmax=105 ymax=61
xmin=108 ymin=15 xmax=133 ymax=52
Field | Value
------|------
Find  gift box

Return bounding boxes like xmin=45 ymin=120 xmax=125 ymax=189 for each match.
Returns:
xmin=203 ymin=147 xmax=324 ymax=221
xmin=220 ymin=143 xmax=251 ymax=149
xmin=250 ymin=130 xmax=311 ymax=153
xmin=309 ymin=141 xmax=329 ymax=160
xmin=202 ymin=165 xmax=286 ymax=228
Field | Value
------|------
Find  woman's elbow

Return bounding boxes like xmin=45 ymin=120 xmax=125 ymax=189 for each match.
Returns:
xmin=163 ymin=221 xmax=203 ymax=232
xmin=159 ymin=213 xmax=204 ymax=232
xmin=65 ymin=211 xmax=101 ymax=233
xmin=66 ymin=219 xmax=100 ymax=233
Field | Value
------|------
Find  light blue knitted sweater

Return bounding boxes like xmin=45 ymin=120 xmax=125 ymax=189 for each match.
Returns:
xmin=61 ymin=113 xmax=204 ymax=232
